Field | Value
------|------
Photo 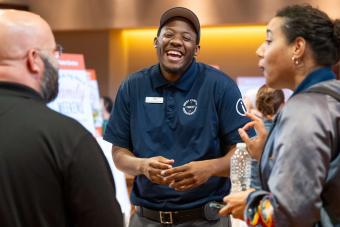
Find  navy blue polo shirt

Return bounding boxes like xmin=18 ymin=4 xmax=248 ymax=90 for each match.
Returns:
xmin=104 ymin=59 xmax=254 ymax=210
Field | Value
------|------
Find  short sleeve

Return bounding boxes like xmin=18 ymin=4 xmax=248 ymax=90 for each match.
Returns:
xmin=218 ymin=79 xmax=255 ymax=145
xmin=104 ymin=80 xmax=132 ymax=150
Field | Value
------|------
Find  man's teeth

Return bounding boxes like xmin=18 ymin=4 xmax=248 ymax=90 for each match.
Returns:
xmin=167 ymin=51 xmax=182 ymax=57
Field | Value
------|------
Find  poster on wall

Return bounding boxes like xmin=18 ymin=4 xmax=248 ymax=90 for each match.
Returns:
xmin=86 ymin=69 xmax=103 ymax=137
xmin=48 ymin=54 xmax=95 ymax=135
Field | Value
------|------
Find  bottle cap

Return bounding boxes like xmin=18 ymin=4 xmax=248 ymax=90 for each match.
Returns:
xmin=236 ymin=143 xmax=246 ymax=149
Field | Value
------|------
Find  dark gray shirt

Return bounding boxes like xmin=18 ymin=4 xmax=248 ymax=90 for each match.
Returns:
xmin=247 ymin=69 xmax=340 ymax=227
xmin=0 ymin=82 xmax=123 ymax=227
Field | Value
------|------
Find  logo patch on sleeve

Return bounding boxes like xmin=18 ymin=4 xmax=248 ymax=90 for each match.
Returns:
xmin=236 ymin=98 xmax=247 ymax=116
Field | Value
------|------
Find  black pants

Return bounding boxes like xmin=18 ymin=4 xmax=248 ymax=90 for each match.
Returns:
xmin=128 ymin=212 xmax=231 ymax=227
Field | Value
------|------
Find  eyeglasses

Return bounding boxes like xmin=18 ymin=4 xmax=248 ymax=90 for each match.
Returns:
xmin=35 ymin=44 xmax=63 ymax=59
xmin=53 ymin=44 xmax=63 ymax=58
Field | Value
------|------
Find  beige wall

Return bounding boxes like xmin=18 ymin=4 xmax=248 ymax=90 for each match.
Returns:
xmin=0 ymin=0 xmax=26 ymax=4
xmin=197 ymin=26 xmax=264 ymax=77
xmin=0 ymin=0 xmax=28 ymax=9
xmin=41 ymin=0 xmax=340 ymax=98
xmin=102 ymin=29 xmax=267 ymax=98
xmin=122 ymin=26 xmax=265 ymax=79
xmin=54 ymin=26 xmax=265 ymax=98
xmin=108 ymin=30 xmax=127 ymax=98
xmin=29 ymin=0 xmax=340 ymax=30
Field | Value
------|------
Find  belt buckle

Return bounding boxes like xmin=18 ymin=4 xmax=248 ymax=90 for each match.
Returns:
xmin=159 ymin=211 xmax=173 ymax=224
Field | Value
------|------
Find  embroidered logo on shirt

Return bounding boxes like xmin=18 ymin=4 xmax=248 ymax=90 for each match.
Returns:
xmin=236 ymin=98 xmax=247 ymax=116
xmin=183 ymin=99 xmax=197 ymax=115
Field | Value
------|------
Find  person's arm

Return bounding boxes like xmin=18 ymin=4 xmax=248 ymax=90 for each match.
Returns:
xmin=227 ymin=95 xmax=333 ymax=226
xmin=67 ymin=132 xmax=124 ymax=227
xmin=162 ymin=77 xmax=256 ymax=191
xmin=161 ymin=145 xmax=236 ymax=191
xmin=112 ymin=146 xmax=174 ymax=185
xmin=219 ymin=114 xmax=266 ymax=219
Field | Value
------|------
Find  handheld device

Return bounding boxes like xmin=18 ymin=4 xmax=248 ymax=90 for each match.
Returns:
xmin=208 ymin=202 xmax=225 ymax=209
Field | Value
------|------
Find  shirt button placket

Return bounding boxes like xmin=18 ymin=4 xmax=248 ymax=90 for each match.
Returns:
xmin=166 ymin=88 xmax=177 ymax=129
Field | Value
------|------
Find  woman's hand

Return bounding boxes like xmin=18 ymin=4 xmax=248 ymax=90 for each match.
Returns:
xmin=219 ymin=189 xmax=254 ymax=220
xmin=239 ymin=112 xmax=268 ymax=160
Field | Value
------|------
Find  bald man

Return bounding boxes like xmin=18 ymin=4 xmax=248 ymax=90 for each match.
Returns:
xmin=0 ymin=10 xmax=123 ymax=227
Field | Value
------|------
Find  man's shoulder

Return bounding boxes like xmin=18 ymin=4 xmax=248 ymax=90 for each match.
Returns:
xmin=197 ymin=62 xmax=235 ymax=84
xmin=31 ymin=102 xmax=89 ymax=134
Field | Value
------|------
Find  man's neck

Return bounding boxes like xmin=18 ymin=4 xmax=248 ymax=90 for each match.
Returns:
xmin=161 ymin=70 xmax=181 ymax=82
xmin=0 ymin=66 xmax=40 ymax=95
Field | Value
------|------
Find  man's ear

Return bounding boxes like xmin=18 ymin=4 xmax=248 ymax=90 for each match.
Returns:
xmin=194 ymin=45 xmax=200 ymax=57
xmin=26 ymin=49 xmax=41 ymax=77
xmin=153 ymin=37 xmax=158 ymax=48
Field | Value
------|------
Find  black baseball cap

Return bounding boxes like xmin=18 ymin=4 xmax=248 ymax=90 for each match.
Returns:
xmin=158 ymin=7 xmax=200 ymax=44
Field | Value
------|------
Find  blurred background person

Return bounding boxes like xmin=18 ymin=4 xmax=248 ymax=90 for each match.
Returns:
xmin=250 ymin=84 xmax=285 ymax=191
xmin=101 ymin=96 xmax=113 ymax=135
xmin=255 ymin=84 xmax=285 ymax=131
xmin=220 ymin=4 xmax=340 ymax=227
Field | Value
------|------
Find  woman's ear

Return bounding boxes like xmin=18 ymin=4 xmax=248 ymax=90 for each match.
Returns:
xmin=292 ymin=36 xmax=306 ymax=59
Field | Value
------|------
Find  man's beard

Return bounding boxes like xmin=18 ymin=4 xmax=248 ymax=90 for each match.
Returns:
xmin=40 ymin=55 xmax=59 ymax=103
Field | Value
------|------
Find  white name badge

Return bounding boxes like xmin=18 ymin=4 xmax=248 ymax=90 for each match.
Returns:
xmin=145 ymin=97 xmax=164 ymax=104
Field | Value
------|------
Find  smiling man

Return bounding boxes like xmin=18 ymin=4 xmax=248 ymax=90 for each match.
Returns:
xmin=104 ymin=7 xmax=254 ymax=227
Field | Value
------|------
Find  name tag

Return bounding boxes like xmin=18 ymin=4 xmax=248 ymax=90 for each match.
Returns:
xmin=145 ymin=97 xmax=164 ymax=104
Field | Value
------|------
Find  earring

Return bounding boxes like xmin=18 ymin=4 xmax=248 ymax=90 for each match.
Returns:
xmin=292 ymin=57 xmax=299 ymax=65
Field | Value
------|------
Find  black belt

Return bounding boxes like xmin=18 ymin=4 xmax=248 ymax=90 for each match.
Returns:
xmin=136 ymin=206 xmax=205 ymax=224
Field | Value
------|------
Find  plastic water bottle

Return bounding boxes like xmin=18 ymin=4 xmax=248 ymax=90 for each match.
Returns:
xmin=230 ymin=143 xmax=252 ymax=193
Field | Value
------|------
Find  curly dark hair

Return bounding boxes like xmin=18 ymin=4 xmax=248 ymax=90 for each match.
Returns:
xmin=256 ymin=85 xmax=285 ymax=117
xmin=276 ymin=4 xmax=340 ymax=66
